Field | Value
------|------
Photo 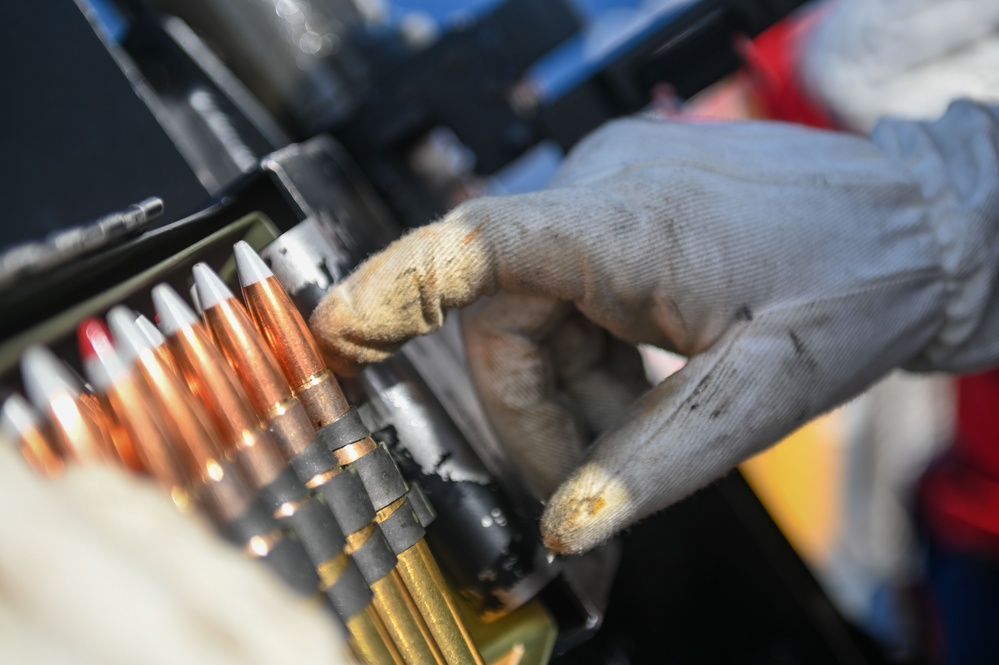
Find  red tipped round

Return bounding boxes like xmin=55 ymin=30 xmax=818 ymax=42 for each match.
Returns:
xmin=77 ymin=317 xmax=112 ymax=362
xmin=77 ymin=317 xmax=127 ymax=393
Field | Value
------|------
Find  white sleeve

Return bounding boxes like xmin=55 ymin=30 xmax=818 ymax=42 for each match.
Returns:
xmin=800 ymin=0 xmax=999 ymax=132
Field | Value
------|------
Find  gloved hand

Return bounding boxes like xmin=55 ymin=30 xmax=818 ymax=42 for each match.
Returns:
xmin=311 ymin=101 xmax=999 ymax=555
xmin=802 ymin=0 xmax=999 ymax=132
xmin=0 ymin=443 xmax=352 ymax=665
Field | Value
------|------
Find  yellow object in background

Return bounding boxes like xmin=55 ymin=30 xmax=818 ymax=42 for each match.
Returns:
xmin=740 ymin=412 xmax=843 ymax=568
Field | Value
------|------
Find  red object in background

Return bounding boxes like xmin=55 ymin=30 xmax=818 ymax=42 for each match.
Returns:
xmin=739 ymin=8 xmax=835 ymax=130
xmin=921 ymin=371 xmax=999 ymax=557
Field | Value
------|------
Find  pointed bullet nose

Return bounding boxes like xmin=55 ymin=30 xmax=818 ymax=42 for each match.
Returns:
xmin=189 ymin=283 xmax=203 ymax=315
xmin=134 ymin=314 xmax=166 ymax=347
xmin=233 ymin=241 xmax=272 ymax=287
xmin=1 ymin=392 xmax=40 ymax=441
xmin=152 ymin=284 xmax=199 ymax=336
xmin=108 ymin=306 xmax=151 ymax=366
xmin=193 ymin=263 xmax=236 ymax=310
xmin=21 ymin=346 xmax=81 ymax=409
xmin=77 ymin=318 xmax=109 ymax=363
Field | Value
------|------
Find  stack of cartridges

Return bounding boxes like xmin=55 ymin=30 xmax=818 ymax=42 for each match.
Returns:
xmin=1 ymin=241 xmax=485 ymax=665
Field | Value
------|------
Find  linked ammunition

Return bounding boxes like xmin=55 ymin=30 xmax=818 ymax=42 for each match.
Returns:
xmin=3 ymin=241 xmax=516 ymax=664
xmin=234 ymin=242 xmax=484 ymax=665
xmin=193 ymin=263 xmax=317 ymax=459
xmin=152 ymin=285 xmax=289 ymax=503
xmin=108 ymin=307 xmax=323 ymax=604
xmin=153 ymin=287 xmax=426 ymax=664
xmin=77 ymin=318 xmax=191 ymax=510
xmin=1 ymin=392 xmax=64 ymax=477
xmin=194 ymin=264 xmax=443 ymax=665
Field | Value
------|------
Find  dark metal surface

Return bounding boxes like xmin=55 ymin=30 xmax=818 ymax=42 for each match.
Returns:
xmin=284 ymin=495 xmax=349 ymax=565
xmin=0 ymin=197 xmax=162 ymax=290
xmin=326 ymin=0 xmax=807 ymax=225
xmin=378 ymin=497 xmax=427 ymax=554
xmin=332 ymin=0 xmax=583 ymax=225
xmin=315 ymin=467 xmax=380 ymax=536
xmin=351 ymin=443 xmax=411 ymax=511
xmin=0 ymin=1 xmax=209 ymax=248
xmin=327 ymin=553 xmax=375 ymax=621
xmin=552 ymin=472 xmax=888 ymax=664
xmin=223 ymin=498 xmax=323 ymax=597
xmin=350 ymin=526 xmax=400 ymax=585
xmin=357 ymin=357 xmax=557 ymax=616
xmin=538 ymin=0 xmax=807 ymax=149
xmin=317 ymin=408 xmax=372 ymax=451
xmin=119 ymin=13 xmax=287 ymax=193
xmin=259 ymin=465 xmax=311 ymax=511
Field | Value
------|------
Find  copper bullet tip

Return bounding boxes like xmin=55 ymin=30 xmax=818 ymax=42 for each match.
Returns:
xmin=155 ymin=277 xmax=286 ymax=488
xmin=195 ymin=261 xmax=319 ymax=459
xmin=235 ymin=242 xmax=350 ymax=425
xmin=77 ymin=318 xmax=148 ymax=472
xmin=79 ymin=315 xmax=184 ymax=481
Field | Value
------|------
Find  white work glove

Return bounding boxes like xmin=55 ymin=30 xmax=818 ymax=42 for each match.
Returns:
xmin=0 ymin=443 xmax=351 ymax=665
xmin=311 ymin=100 xmax=999 ymax=555
xmin=802 ymin=0 xmax=999 ymax=132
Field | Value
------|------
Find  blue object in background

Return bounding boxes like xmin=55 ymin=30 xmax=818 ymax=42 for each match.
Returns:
xmin=925 ymin=537 xmax=999 ymax=665
xmin=79 ymin=0 xmax=128 ymax=42
xmin=528 ymin=0 xmax=695 ymax=103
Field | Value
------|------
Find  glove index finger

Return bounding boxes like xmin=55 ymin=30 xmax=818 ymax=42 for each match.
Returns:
xmin=540 ymin=318 xmax=836 ymax=555
xmin=310 ymin=200 xmax=502 ymax=375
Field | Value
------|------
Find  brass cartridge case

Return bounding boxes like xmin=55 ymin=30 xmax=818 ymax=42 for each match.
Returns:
xmin=347 ymin=525 xmax=446 ymax=665
xmin=396 ymin=539 xmax=484 ymax=665
xmin=349 ymin=604 xmax=408 ymax=665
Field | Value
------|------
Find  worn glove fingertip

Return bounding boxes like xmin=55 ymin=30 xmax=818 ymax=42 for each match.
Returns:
xmin=540 ymin=463 xmax=635 ymax=555
xmin=309 ymin=292 xmax=380 ymax=377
